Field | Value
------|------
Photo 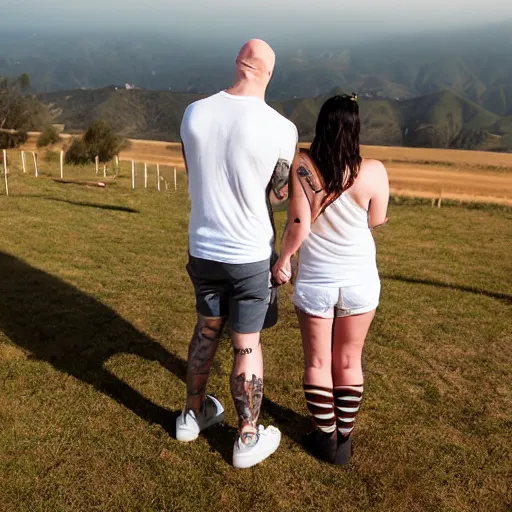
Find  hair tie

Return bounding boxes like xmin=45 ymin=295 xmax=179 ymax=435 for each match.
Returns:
xmin=350 ymin=93 xmax=358 ymax=102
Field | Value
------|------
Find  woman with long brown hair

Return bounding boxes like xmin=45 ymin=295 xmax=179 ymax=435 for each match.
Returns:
xmin=272 ymin=94 xmax=389 ymax=465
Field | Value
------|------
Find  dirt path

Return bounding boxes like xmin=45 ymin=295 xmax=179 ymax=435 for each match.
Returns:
xmin=386 ymin=163 xmax=512 ymax=205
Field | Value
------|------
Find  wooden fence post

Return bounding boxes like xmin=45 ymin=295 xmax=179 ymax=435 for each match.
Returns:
xmin=103 ymin=164 xmax=107 ymax=178
xmin=21 ymin=150 xmax=26 ymax=173
xmin=157 ymin=164 xmax=160 ymax=191
xmin=3 ymin=150 xmax=8 ymax=196
xmin=174 ymin=167 xmax=177 ymax=190
xmin=33 ymin=152 xmax=38 ymax=177
xmin=131 ymin=161 xmax=135 ymax=189
xmin=95 ymin=156 xmax=99 ymax=175
xmin=144 ymin=163 xmax=148 ymax=189
xmin=60 ymin=150 xmax=64 ymax=179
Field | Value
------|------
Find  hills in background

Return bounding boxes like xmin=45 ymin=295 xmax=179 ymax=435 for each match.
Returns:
xmin=3 ymin=21 xmax=512 ymax=150
xmin=39 ymin=86 xmax=512 ymax=151
xmin=1 ymin=22 xmax=512 ymax=113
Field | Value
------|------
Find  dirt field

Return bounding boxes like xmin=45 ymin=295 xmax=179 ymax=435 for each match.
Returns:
xmin=359 ymin=144 xmax=512 ymax=168
xmin=22 ymin=134 xmax=512 ymax=205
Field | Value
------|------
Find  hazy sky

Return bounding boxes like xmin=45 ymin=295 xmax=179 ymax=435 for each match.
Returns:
xmin=2 ymin=0 xmax=512 ymax=39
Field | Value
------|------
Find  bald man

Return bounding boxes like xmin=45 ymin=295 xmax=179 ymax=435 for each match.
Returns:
xmin=177 ymin=40 xmax=298 ymax=468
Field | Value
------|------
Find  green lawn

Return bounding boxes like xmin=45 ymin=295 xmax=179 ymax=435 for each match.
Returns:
xmin=0 ymin=156 xmax=511 ymax=511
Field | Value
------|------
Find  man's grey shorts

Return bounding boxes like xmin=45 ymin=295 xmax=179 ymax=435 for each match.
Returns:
xmin=186 ymin=255 xmax=275 ymax=334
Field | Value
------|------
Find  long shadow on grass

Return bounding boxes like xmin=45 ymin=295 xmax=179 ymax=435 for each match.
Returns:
xmin=0 ymin=251 xmax=304 ymax=463
xmin=23 ymin=195 xmax=139 ymax=213
xmin=45 ymin=198 xmax=139 ymax=213
xmin=382 ymin=274 xmax=512 ymax=304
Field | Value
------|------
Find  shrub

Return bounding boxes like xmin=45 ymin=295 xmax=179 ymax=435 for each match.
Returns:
xmin=65 ymin=138 xmax=90 ymax=165
xmin=37 ymin=125 xmax=61 ymax=148
xmin=82 ymin=120 xmax=125 ymax=163
xmin=64 ymin=121 xmax=126 ymax=165
xmin=0 ymin=130 xmax=28 ymax=149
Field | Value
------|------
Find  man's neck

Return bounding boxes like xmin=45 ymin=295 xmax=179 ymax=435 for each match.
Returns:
xmin=225 ymin=79 xmax=266 ymax=101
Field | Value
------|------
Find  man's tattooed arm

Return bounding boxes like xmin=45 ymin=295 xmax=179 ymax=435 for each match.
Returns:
xmin=269 ymin=158 xmax=291 ymax=203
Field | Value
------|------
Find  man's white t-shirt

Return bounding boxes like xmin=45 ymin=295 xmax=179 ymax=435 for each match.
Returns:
xmin=180 ymin=91 xmax=298 ymax=264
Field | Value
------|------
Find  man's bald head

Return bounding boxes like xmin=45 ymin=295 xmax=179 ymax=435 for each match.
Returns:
xmin=235 ymin=39 xmax=276 ymax=83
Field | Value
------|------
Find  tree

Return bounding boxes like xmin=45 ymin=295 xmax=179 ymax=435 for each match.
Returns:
xmin=64 ymin=138 xmax=90 ymax=165
xmin=0 ymin=74 xmax=53 ymax=149
xmin=37 ymin=125 xmax=61 ymax=148
xmin=65 ymin=120 xmax=127 ymax=165
xmin=82 ymin=120 xmax=126 ymax=162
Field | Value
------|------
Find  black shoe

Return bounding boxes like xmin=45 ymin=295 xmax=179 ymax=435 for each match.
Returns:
xmin=334 ymin=435 xmax=353 ymax=466
xmin=303 ymin=429 xmax=337 ymax=463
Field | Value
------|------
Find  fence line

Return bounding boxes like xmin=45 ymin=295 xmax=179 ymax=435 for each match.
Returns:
xmin=1 ymin=149 xmax=183 ymax=194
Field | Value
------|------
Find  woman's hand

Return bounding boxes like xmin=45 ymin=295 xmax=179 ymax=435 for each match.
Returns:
xmin=272 ymin=257 xmax=292 ymax=285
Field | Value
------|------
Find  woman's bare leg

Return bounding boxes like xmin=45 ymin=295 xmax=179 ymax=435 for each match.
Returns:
xmin=297 ymin=308 xmax=334 ymax=388
xmin=332 ymin=310 xmax=375 ymax=452
xmin=297 ymin=308 xmax=336 ymax=435
xmin=332 ymin=310 xmax=375 ymax=386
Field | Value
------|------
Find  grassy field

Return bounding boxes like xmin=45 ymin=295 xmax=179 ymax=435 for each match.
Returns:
xmin=0 ymin=153 xmax=511 ymax=512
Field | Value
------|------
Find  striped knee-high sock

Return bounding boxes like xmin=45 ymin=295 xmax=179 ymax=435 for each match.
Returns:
xmin=303 ymin=384 xmax=336 ymax=434
xmin=334 ymin=385 xmax=364 ymax=438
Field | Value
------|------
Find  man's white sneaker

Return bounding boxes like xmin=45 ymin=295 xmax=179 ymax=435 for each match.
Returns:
xmin=232 ymin=425 xmax=281 ymax=469
xmin=176 ymin=395 xmax=224 ymax=442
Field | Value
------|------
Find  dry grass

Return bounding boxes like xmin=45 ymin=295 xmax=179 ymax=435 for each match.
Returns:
xmin=359 ymin=144 xmax=512 ymax=169
xmin=21 ymin=134 xmax=512 ymax=204
xmin=0 ymin=151 xmax=511 ymax=511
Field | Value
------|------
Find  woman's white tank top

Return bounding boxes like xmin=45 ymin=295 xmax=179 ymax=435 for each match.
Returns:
xmin=296 ymin=192 xmax=378 ymax=287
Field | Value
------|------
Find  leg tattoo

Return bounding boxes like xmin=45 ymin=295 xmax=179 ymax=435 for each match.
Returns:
xmin=231 ymin=372 xmax=264 ymax=445
xmin=234 ymin=348 xmax=253 ymax=355
xmin=186 ymin=320 xmax=224 ymax=413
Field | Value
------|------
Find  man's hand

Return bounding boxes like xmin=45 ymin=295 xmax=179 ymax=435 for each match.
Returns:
xmin=272 ymin=257 xmax=292 ymax=285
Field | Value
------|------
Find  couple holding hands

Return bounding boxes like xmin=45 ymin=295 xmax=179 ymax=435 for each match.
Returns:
xmin=176 ymin=39 xmax=389 ymax=469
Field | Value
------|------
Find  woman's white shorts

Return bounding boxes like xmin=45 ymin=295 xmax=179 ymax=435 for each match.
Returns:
xmin=292 ymin=278 xmax=381 ymax=319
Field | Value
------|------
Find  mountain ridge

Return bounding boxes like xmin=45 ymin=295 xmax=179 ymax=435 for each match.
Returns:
xmin=2 ymin=21 xmax=512 ymax=117
xmin=39 ymin=86 xmax=512 ymax=151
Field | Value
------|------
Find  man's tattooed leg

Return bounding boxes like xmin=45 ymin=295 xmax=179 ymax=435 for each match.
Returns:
xmin=231 ymin=370 xmax=264 ymax=446
xmin=186 ymin=316 xmax=225 ymax=414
